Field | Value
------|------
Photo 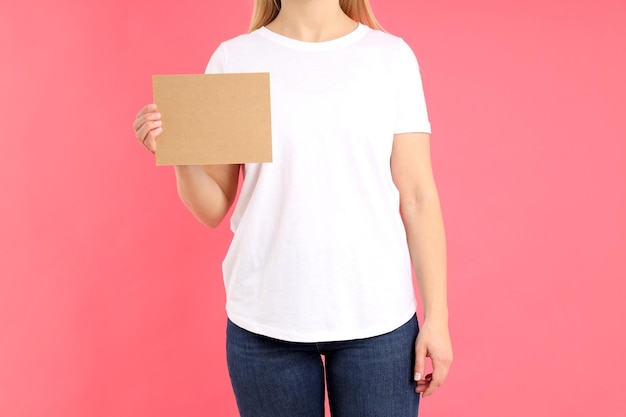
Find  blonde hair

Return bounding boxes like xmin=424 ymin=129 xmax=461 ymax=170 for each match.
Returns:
xmin=249 ymin=0 xmax=384 ymax=32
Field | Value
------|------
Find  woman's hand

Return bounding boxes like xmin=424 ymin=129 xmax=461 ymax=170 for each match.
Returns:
xmin=133 ymin=104 xmax=162 ymax=153
xmin=414 ymin=319 xmax=453 ymax=397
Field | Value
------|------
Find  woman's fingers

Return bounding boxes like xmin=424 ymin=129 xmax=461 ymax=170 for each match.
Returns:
xmin=412 ymin=320 xmax=453 ymax=397
xmin=145 ymin=127 xmax=162 ymax=153
xmin=414 ymin=373 xmax=432 ymax=393
xmin=413 ymin=338 xmax=427 ymax=383
xmin=136 ymin=103 xmax=157 ymax=120
xmin=136 ymin=123 xmax=162 ymax=153
xmin=421 ymin=354 xmax=452 ymax=398
xmin=133 ymin=111 xmax=161 ymax=138
xmin=133 ymin=104 xmax=162 ymax=153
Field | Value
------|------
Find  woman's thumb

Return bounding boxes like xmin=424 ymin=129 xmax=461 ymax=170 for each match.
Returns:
xmin=414 ymin=343 xmax=426 ymax=381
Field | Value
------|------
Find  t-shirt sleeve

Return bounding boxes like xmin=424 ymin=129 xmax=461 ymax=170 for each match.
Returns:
xmin=204 ymin=43 xmax=226 ymax=74
xmin=394 ymin=39 xmax=432 ymax=134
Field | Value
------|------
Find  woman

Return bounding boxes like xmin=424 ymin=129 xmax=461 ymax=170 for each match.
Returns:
xmin=133 ymin=1 xmax=452 ymax=416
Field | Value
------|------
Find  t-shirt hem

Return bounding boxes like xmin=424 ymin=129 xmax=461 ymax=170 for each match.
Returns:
xmin=226 ymin=307 xmax=418 ymax=343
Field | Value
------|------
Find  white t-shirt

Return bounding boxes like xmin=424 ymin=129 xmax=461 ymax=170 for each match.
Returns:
xmin=205 ymin=23 xmax=432 ymax=342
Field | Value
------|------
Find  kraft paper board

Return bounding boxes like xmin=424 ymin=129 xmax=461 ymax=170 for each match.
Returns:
xmin=152 ymin=73 xmax=272 ymax=165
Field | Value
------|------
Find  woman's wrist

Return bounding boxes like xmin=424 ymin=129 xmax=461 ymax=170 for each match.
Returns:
xmin=422 ymin=306 xmax=449 ymax=325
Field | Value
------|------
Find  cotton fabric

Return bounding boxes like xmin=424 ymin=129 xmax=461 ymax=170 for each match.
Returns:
xmin=205 ymin=23 xmax=431 ymax=342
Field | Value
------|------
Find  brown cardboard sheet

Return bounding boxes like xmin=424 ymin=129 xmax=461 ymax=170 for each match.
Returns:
xmin=152 ymin=73 xmax=272 ymax=165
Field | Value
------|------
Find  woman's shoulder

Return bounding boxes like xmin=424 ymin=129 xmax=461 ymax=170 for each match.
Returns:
xmin=359 ymin=27 xmax=419 ymax=61
xmin=363 ymin=26 xmax=407 ymax=45
xmin=214 ymin=31 xmax=256 ymax=47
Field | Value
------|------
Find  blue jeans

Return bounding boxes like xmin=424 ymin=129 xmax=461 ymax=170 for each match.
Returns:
xmin=226 ymin=315 xmax=420 ymax=417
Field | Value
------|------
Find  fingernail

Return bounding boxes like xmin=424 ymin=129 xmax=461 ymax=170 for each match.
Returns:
xmin=414 ymin=372 xmax=421 ymax=381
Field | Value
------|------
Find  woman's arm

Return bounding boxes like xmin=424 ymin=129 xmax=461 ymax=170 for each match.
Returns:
xmin=175 ymin=164 xmax=241 ymax=228
xmin=134 ymin=104 xmax=241 ymax=228
xmin=390 ymin=132 xmax=453 ymax=398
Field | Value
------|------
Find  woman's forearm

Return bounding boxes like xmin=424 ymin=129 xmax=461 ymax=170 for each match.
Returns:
xmin=174 ymin=165 xmax=234 ymax=228
xmin=400 ymin=193 xmax=449 ymax=323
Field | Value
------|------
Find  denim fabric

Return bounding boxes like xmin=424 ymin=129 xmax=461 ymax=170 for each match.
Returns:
xmin=226 ymin=315 xmax=420 ymax=417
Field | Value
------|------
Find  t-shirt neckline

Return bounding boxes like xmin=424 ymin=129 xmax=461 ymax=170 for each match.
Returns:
xmin=256 ymin=23 xmax=368 ymax=51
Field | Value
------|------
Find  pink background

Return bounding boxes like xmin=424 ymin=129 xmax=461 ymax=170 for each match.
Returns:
xmin=1 ymin=0 xmax=625 ymax=416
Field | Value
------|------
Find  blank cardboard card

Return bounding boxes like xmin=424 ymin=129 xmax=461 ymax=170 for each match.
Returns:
xmin=152 ymin=73 xmax=272 ymax=165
